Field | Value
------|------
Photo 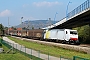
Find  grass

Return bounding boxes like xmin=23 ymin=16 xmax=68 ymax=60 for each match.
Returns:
xmin=0 ymin=53 xmax=30 ymax=60
xmin=0 ymin=37 xmax=42 ymax=60
xmin=8 ymin=36 xmax=90 ymax=59
xmin=0 ymin=46 xmax=30 ymax=60
xmin=0 ymin=38 xmax=30 ymax=60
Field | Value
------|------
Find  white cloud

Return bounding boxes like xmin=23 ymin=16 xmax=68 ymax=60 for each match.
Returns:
xmin=0 ymin=9 xmax=11 ymax=17
xmin=33 ymin=1 xmax=60 ymax=7
xmin=23 ymin=4 xmax=29 ymax=8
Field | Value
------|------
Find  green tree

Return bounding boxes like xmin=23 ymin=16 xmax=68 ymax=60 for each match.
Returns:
xmin=32 ymin=26 xmax=34 ymax=29
xmin=73 ymin=25 xmax=90 ymax=44
xmin=11 ymin=26 xmax=16 ymax=30
xmin=4 ymin=27 xmax=8 ymax=30
xmin=0 ymin=24 xmax=4 ymax=35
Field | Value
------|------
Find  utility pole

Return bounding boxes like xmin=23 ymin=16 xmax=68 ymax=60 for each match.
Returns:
xmin=48 ymin=18 xmax=52 ymax=29
xmin=66 ymin=1 xmax=72 ymax=20
xmin=54 ymin=12 xmax=58 ymax=24
xmin=49 ymin=18 xmax=52 ymax=25
xmin=27 ymin=19 xmax=30 ymax=30
xmin=8 ymin=17 xmax=9 ymax=35
xmin=21 ymin=17 xmax=23 ymax=38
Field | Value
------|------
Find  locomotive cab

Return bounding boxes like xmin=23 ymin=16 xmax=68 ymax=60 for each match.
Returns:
xmin=68 ymin=30 xmax=80 ymax=44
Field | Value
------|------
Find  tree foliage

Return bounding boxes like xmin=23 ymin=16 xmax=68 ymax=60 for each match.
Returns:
xmin=0 ymin=24 xmax=4 ymax=35
xmin=73 ymin=25 xmax=90 ymax=44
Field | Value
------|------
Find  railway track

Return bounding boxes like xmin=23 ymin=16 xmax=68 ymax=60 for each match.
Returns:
xmin=11 ymin=36 xmax=90 ymax=54
xmin=79 ymin=44 xmax=90 ymax=48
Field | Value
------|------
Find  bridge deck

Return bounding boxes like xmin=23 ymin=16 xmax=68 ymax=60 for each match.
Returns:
xmin=43 ymin=0 xmax=90 ymax=29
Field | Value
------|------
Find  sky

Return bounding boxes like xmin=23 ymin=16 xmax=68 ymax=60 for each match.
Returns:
xmin=0 ymin=0 xmax=86 ymax=27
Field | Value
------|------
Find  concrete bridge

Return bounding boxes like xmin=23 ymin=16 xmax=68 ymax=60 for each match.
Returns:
xmin=43 ymin=0 xmax=90 ymax=29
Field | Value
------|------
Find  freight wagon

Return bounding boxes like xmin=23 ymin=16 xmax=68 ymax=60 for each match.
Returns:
xmin=27 ymin=29 xmax=44 ymax=39
xmin=44 ymin=29 xmax=80 ymax=44
xmin=18 ymin=30 xmax=27 ymax=37
xmin=9 ymin=30 xmax=17 ymax=36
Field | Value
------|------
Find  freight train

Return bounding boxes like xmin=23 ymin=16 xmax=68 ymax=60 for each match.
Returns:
xmin=5 ymin=29 xmax=80 ymax=45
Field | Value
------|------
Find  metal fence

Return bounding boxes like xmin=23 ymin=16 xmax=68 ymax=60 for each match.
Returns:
xmin=1 ymin=40 xmax=42 ymax=60
xmin=0 ymin=39 xmax=89 ymax=60
xmin=67 ymin=0 xmax=90 ymax=19
xmin=73 ymin=56 xmax=89 ymax=60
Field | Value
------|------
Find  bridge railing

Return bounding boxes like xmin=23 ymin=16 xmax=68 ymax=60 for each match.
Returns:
xmin=43 ymin=0 xmax=90 ymax=29
xmin=67 ymin=0 xmax=90 ymax=19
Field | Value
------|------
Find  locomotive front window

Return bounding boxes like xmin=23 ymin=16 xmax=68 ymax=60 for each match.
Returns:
xmin=70 ymin=31 xmax=77 ymax=35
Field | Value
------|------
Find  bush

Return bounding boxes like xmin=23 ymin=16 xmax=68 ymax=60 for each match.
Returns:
xmin=0 ymin=43 xmax=2 ymax=47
